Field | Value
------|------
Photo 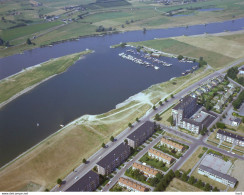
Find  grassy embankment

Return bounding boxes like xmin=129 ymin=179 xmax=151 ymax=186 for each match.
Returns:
xmin=166 ymin=178 xmax=203 ymax=192
xmin=2 ymin=0 xmax=244 ymax=57
xmin=0 ymin=50 xmax=92 ymax=105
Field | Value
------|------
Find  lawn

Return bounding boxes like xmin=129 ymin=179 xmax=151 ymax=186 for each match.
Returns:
xmin=154 ymin=142 xmax=182 ymax=159
xmin=139 ymin=153 xmax=170 ymax=172
xmin=0 ymin=50 xmax=92 ymax=104
xmin=180 ymin=146 xmax=206 ymax=173
xmin=166 ymin=178 xmax=203 ymax=192
xmin=164 ymin=132 xmax=192 ymax=144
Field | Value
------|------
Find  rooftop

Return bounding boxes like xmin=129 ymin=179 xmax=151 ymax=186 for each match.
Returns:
xmin=96 ymin=142 xmax=130 ymax=167
xmin=148 ymin=148 xmax=173 ymax=162
xmin=161 ymin=137 xmax=184 ymax=150
xmin=199 ymin=165 xmax=237 ymax=184
xmin=127 ymin=121 xmax=154 ymax=141
xmin=133 ymin=162 xmax=159 ymax=176
xmin=173 ymin=95 xmax=197 ymax=111
xmin=66 ymin=170 xmax=99 ymax=192
xmin=200 ymin=154 xmax=232 ymax=174
xmin=217 ymin=129 xmax=244 ymax=141
xmin=118 ymin=177 xmax=148 ymax=192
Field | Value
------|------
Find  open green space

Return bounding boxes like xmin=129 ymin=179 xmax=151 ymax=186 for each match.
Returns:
xmin=0 ymin=50 xmax=92 ymax=104
xmin=154 ymin=142 xmax=182 ymax=159
xmin=139 ymin=153 xmax=170 ymax=172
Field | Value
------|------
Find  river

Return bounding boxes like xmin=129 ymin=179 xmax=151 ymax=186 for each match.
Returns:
xmin=0 ymin=17 xmax=244 ymax=168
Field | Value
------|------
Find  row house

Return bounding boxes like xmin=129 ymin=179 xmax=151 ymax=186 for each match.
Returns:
xmin=148 ymin=148 xmax=174 ymax=165
xmin=97 ymin=142 xmax=131 ymax=175
xmin=118 ymin=177 xmax=148 ymax=192
xmin=160 ymin=137 xmax=184 ymax=152
xmin=216 ymin=129 xmax=244 ymax=147
xmin=198 ymin=165 xmax=237 ymax=188
xmin=132 ymin=162 xmax=159 ymax=178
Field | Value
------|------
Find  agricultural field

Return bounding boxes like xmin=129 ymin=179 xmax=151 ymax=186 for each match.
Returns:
xmin=2 ymin=0 xmax=244 ymax=57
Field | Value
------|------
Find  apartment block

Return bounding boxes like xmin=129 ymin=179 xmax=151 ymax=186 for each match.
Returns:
xmin=216 ymin=129 xmax=244 ymax=147
xmin=66 ymin=170 xmax=99 ymax=192
xmin=198 ymin=165 xmax=237 ymax=188
xmin=127 ymin=121 xmax=155 ymax=148
xmin=97 ymin=142 xmax=130 ymax=175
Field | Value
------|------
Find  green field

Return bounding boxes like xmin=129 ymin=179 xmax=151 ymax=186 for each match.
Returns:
xmin=0 ymin=50 xmax=92 ymax=104
xmin=2 ymin=0 xmax=244 ymax=57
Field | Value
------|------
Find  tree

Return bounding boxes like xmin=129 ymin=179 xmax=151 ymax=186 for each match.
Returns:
xmin=102 ymin=143 xmax=106 ymax=148
xmin=171 ymin=94 xmax=174 ymax=98
xmin=121 ymin=24 xmax=125 ymax=28
xmin=175 ymin=170 xmax=181 ymax=178
xmin=0 ymin=37 xmax=4 ymax=46
xmin=188 ymin=176 xmax=195 ymax=184
xmin=83 ymin=158 xmax=87 ymax=163
xmin=124 ymin=139 xmax=128 ymax=144
xmin=159 ymin=101 xmax=163 ymax=106
xmin=181 ymin=172 xmax=188 ymax=182
xmin=136 ymin=117 xmax=140 ymax=122
xmin=1 ymin=16 xmax=5 ymax=21
xmin=110 ymin=136 xmax=114 ymax=142
xmin=57 ymin=178 xmax=62 ymax=185
xmin=26 ymin=38 xmax=32 ymax=45
xmin=196 ymin=179 xmax=203 ymax=188
xmin=177 ymin=55 xmax=183 ymax=60
xmin=204 ymin=183 xmax=211 ymax=191
xmin=128 ymin=123 xmax=132 ymax=128
xmin=5 ymin=41 xmax=9 ymax=47
xmin=153 ymin=105 xmax=156 ymax=110
xmin=164 ymin=98 xmax=168 ymax=102
xmin=143 ymin=27 xmax=146 ymax=33
xmin=213 ymin=187 xmax=219 ymax=192
xmin=154 ymin=114 xmax=161 ymax=121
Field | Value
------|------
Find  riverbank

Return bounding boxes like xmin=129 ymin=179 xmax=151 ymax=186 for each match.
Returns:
xmin=0 ymin=61 xmax=214 ymax=191
xmin=0 ymin=50 xmax=93 ymax=109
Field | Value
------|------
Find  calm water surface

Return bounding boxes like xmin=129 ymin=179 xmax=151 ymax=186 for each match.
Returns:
xmin=0 ymin=17 xmax=244 ymax=167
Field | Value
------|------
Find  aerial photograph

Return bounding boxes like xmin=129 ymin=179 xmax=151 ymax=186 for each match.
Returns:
xmin=0 ymin=0 xmax=244 ymax=193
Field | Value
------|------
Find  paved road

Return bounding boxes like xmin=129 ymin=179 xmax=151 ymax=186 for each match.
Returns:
xmin=52 ymin=57 xmax=244 ymax=192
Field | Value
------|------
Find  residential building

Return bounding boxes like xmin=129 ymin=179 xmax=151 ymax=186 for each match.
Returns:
xmin=207 ymin=82 xmax=214 ymax=89
xmin=195 ymin=88 xmax=204 ymax=96
xmin=198 ymin=165 xmax=237 ymax=188
xmin=239 ymin=66 xmax=244 ymax=75
xmin=132 ymin=162 xmax=159 ymax=178
xmin=160 ymin=137 xmax=184 ymax=152
xmin=127 ymin=121 xmax=155 ymax=148
xmin=211 ymin=79 xmax=219 ymax=86
xmin=232 ymin=118 xmax=241 ymax=127
xmin=66 ymin=171 xmax=99 ymax=192
xmin=172 ymin=96 xmax=216 ymax=134
xmin=97 ymin=143 xmax=131 ymax=175
xmin=172 ymin=95 xmax=198 ymax=127
xmin=216 ymin=75 xmax=224 ymax=83
xmin=201 ymin=86 xmax=209 ymax=93
xmin=148 ymin=148 xmax=174 ymax=164
xmin=216 ymin=129 xmax=244 ymax=147
xmin=118 ymin=177 xmax=148 ymax=192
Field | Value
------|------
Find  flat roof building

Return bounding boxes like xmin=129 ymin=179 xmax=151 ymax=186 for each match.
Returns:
xmin=198 ymin=165 xmax=237 ymax=188
xmin=127 ymin=121 xmax=155 ymax=148
xmin=216 ymin=129 xmax=244 ymax=147
xmin=132 ymin=162 xmax=159 ymax=178
xmin=97 ymin=142 xmax=130 ymax=175
xmin=66 ymin=170 xmax=99 ymax=192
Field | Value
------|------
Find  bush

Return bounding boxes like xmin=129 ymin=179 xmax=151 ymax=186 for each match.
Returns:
xmin=178 ymin=55 xmax=183 ymax=60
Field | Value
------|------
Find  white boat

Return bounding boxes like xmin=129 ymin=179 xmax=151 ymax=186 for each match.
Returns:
xmin=154 ymin=66 xmax=159 ymax=70
xmin=60 ymin=124 xmax=64 ymax=128
xmin=37 ymin=123 xmax=39 ymax=127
